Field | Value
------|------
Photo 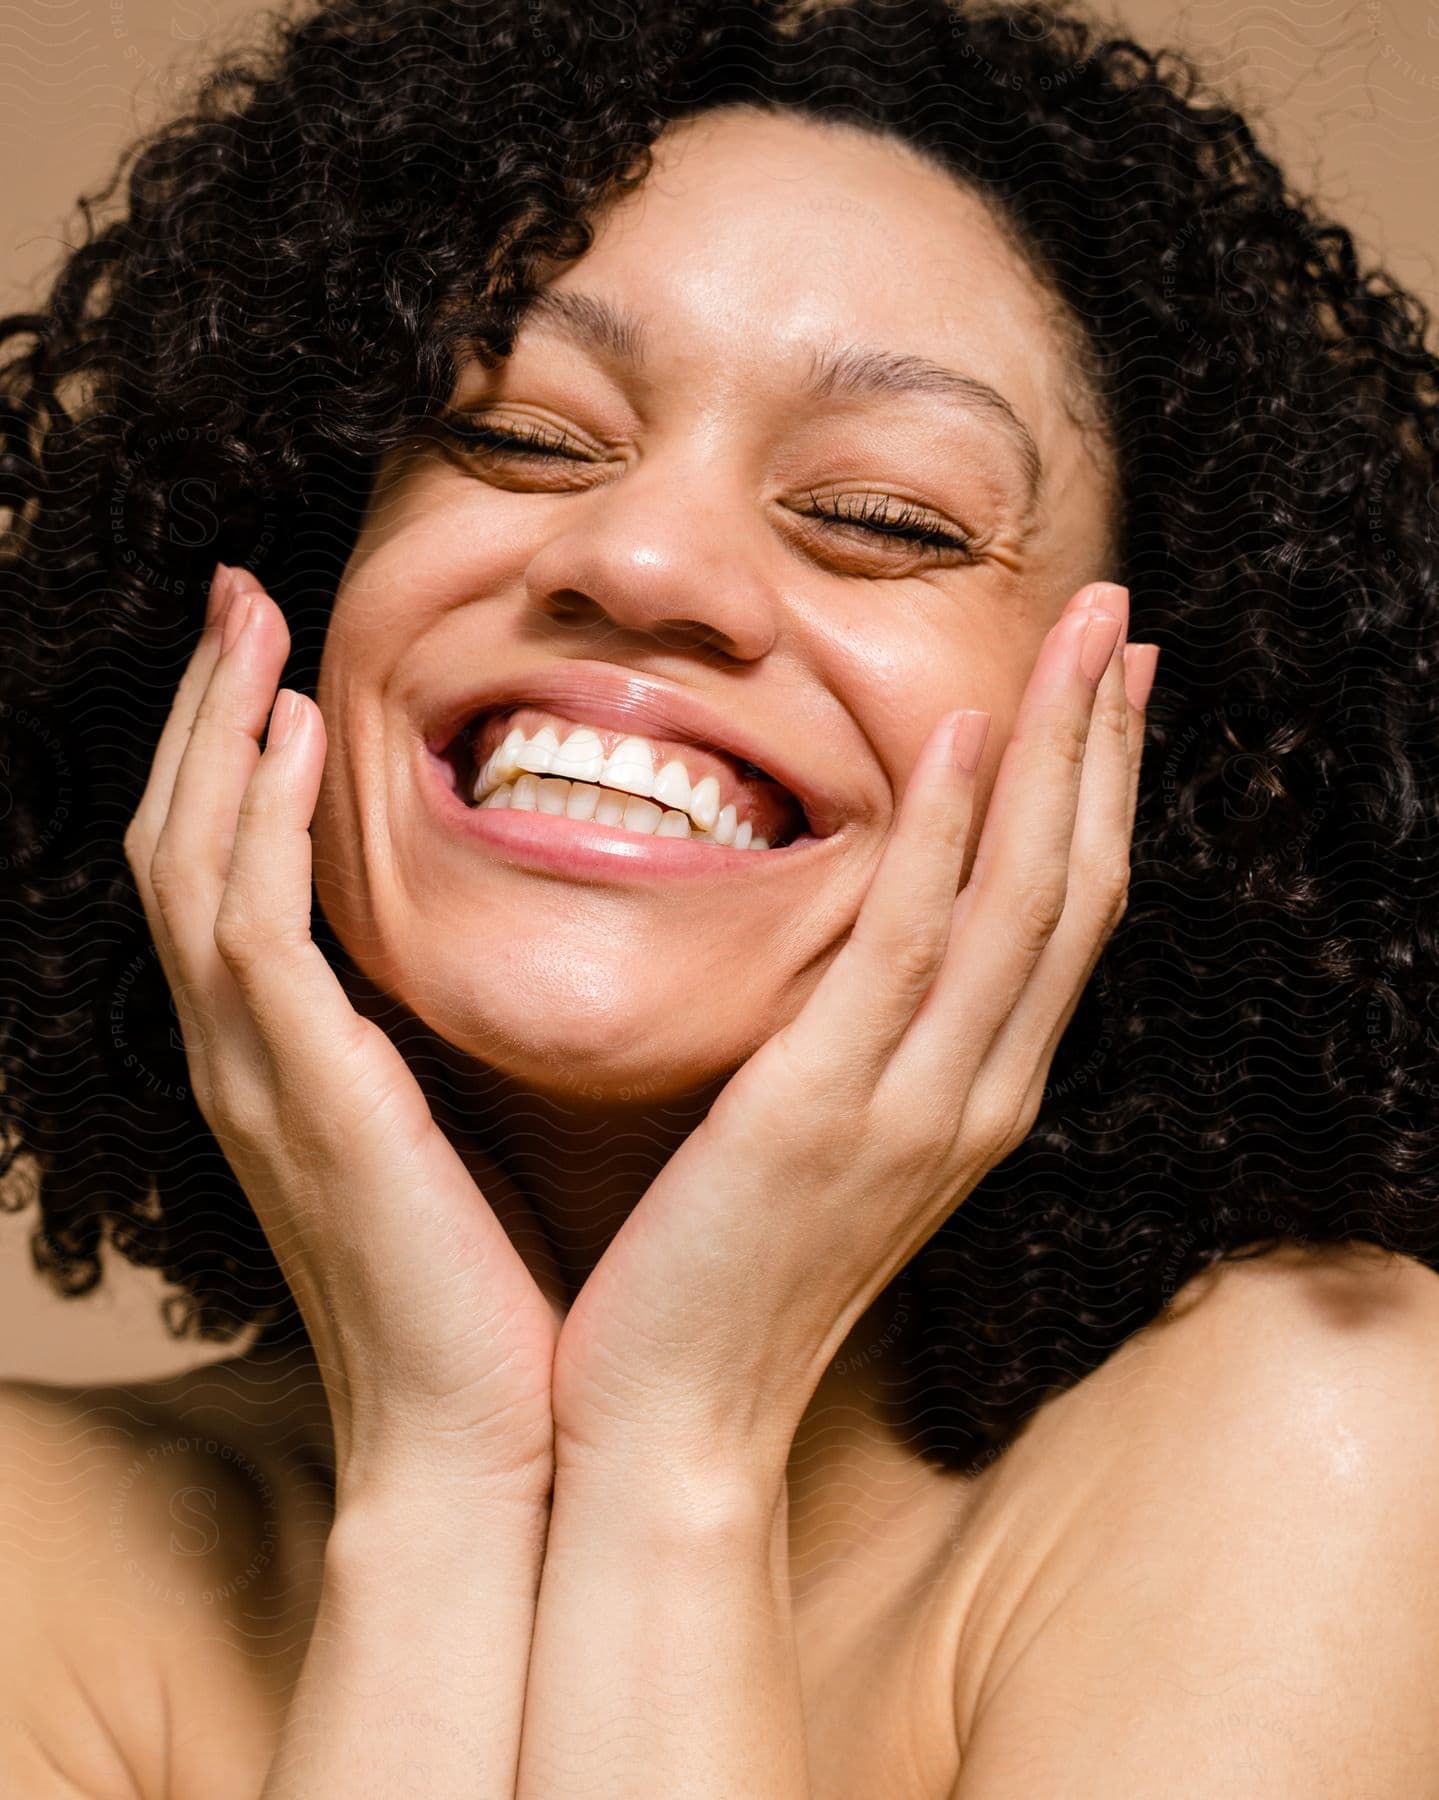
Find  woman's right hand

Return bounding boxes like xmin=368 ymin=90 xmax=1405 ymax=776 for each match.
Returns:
xmin=123 ymin=562 xmax=560 ymax=1511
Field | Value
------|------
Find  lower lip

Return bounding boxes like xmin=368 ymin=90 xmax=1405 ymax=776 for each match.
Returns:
xmin=418 ymin=748 xmax=836 ymax=882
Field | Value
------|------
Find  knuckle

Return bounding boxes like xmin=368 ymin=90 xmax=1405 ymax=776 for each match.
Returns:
xmin=235 ymin=770 xmax=276 ymax=833
xmin=856 ymin=1092 xmax=932 ymax=1181
xmin=888 ymin=1126 xmax=947 ymax=1185
xmin=1095 ymin=667 xmax=1129 ymax=731
xmin=121 ymin=817 xmax=151 ymax=876
xmin=191 ymin=687 xmax=237 ymax=734
xmin=148 ymin=843 xmax=199 ymax=917
xmin=965 ymin=1091 xmax=1032 ymax=1162
xmin=212 ymin=898 xmax=264 ymax=968
xmin=1007 ymin=1097 xmax=1042 ymax=1156
xmin=1011 ymin=879 xmax=1067 ymax=950
xmin=195 ymin=1060 xmax=253 ymax=1140
xmin=169 ymin=979 xmax=224 ymax=1058
xmin=1047 ymin=708 xmax=1091 ymax=772
xmin=1076 ymin=848 xmax=1132 ymax=926
xmin=214 ymin=902 xmax=301 ymax=1000
xmin=887 ymin=930 xmax=946 ymax=988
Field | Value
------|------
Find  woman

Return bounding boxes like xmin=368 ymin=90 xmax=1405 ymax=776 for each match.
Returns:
xmin=3 ymin=0 xmax=1439 ymax=1792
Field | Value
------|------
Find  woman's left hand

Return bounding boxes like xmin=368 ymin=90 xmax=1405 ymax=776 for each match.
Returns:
xmin=550 ymin=579 xmax=1155 ymax=1481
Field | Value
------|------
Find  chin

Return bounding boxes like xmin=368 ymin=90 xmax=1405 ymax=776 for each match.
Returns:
xmin=418 ymin=987 xmax=745 ymax=1108
xmin=320 ymin=894 xmax=758 ymax=1107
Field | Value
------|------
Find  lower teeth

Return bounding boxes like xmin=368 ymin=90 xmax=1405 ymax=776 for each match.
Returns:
xmin=473 ymin=776 xmax=770 ymax=850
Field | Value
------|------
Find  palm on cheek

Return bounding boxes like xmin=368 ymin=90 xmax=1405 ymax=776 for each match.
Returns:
xmin=552 ymin=581 xmax=1155 ymax=1474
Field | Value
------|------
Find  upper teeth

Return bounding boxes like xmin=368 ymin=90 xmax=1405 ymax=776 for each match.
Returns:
xmin=472 ymin=722 xmax=774 ymax=848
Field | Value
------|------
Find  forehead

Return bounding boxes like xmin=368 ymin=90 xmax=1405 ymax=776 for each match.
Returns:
xmin=520 ymin=106 xmax=1096 ymax=516
xmin=511 ymin=107 xmax=1109 ymax=532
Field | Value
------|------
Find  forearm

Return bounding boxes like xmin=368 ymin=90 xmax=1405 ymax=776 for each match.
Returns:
xmin=515 ymin=1455 xmax=810 ymax=1799
xmin=262 ymin=1483 xmax=549 ymax=1799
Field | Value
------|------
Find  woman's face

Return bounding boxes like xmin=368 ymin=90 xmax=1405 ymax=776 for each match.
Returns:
xmin=312 ymin=105 xmax=1119 ymax=1105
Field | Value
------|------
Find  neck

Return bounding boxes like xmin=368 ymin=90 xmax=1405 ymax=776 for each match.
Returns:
xmin=454 ymin=1062 xmax=729 ymax=1303
xmin=333 ymin=956 xmax=742 ymax=1299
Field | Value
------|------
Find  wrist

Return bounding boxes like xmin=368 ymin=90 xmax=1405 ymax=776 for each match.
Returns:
xmin=554 ymin=1434 xmax=789 ymax=1542
xmin=552 ymin=1342 xmax=830 ymax=1487
xmin=334 ymin=1455 xmax=552 ymax=1546
xmin=335 ymin=1411 xmax=554 ymax=1514
xmin=553 ymin=1400 xmax=803 ymax=1500
xmin=325 ymin=1476 xmax=551 ymax=1621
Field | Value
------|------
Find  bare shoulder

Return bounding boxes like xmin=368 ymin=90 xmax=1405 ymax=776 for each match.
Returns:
xmin=948 ymin=1240 xmax=1439 ymax=1798
xmin=0 ymin=1347 xmax=330 ymax=1798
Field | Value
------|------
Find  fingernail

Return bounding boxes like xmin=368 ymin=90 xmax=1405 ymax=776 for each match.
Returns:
xmin=1079 ymin=609 xmax=1122 ymax=683
xmin=206 ymin=562 xmax=233 ymax=630
xmin=220 ymin=589 xmax=253 ymax=654
xmin=950 ymin=709 xmax=991 ymax=774
xmin=267 ymin=689 xmax=302 ymax=751
xmin=1124 ymin=643 xmax=1161 ymax=711
xmin=1079 ymin=581 xmax=1128 ymax=613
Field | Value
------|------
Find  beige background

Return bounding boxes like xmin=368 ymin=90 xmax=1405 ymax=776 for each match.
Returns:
xmin=3 ymin=0 xmax=1437 ymax=1385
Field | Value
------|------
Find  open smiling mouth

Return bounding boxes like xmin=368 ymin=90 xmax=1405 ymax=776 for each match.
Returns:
xmin=437 ymin=705 xmax=814 ymax=852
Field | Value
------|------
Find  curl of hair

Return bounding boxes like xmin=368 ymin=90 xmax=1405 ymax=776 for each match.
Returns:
xmin=2 ymin=0 xmax=1436 ymax=1474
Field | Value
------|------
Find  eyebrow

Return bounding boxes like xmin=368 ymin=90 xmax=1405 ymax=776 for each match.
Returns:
xmin=516 ymin=287 xmax=1046 ymax=508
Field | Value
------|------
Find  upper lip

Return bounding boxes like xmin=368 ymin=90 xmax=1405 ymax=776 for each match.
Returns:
xmin=423 ymin=662 xmax=847 ymax=839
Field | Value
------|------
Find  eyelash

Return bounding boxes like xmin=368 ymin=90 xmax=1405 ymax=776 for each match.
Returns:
xmin=435 ymin=413 xmax=978 ymax=562
xmin=802 ymin=488 xmax=974 ymax=558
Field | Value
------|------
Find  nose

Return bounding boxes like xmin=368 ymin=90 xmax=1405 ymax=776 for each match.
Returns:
xmin=521 ymin=465 xmax=780 ymax=663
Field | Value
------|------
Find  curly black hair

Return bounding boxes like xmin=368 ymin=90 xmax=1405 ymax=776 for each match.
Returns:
xmin=2 ymin=0 xmax=1436 ymax=1477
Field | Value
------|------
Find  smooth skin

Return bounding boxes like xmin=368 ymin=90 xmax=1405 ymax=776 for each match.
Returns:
xmin=9 ymin=103 xmax=1439 ymax=1799
xmin=129 ymin=548 xmax=1137 ymax=1800
xmin=114 ymin=556 xmax=1439 ymax=1800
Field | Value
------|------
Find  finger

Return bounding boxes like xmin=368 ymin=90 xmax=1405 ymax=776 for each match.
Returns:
xmin=125 ymin=562 xmax=234 ymax=854
xmin=211 ymin=692 xmax=541 ymax=1303
xmin=897 ymin=583 xmax=1128 ymax=1087
xmin=211 ymin=687 xmax=363 ymax=1047
xmin=933 ymin=603 xmax=1137 ymax=1116
xmin=1036 ymin=594 xmax=1134 ymax=958
xmin=1122 ymin=642 xmax=1159 ymax=844
xmin=961 ymin=637 xmax=1160 ymax=1143
xmin=761 ymin=702 xmax=988 ymax=1094
xmin=149 ymin=569 xmax=291 ymax=974
xmin=125 ymin=563 xmax=237 ymax=1012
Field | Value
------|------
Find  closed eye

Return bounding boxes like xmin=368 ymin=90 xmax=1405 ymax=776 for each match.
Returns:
xmin=803 ymin=489 xmax=975 ymax=558
xmin=434 ymin=413 xmax=978 ymax=561
xmin=436 ymin=414 xmax=587 ymax=461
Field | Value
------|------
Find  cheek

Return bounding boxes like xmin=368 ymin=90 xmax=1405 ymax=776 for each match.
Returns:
xmin=843 ymin=617 xmax=1041 ymax=859
xmin=349 ymin=452 xmax=537 ymax=599
xmin=308 ymin=621 xmax=403 ymax=940
xmin=852 ymin=623 xmax=1029 ymax=766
